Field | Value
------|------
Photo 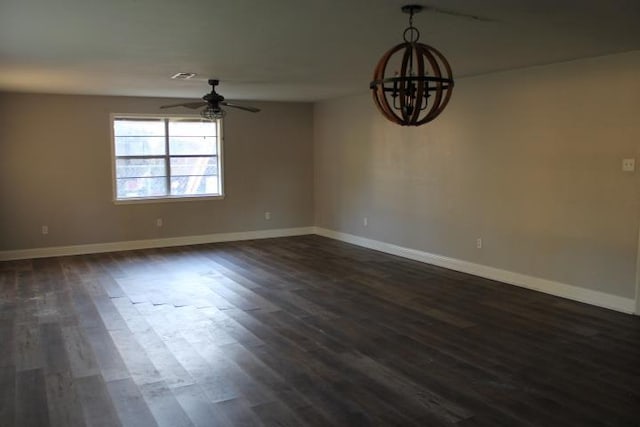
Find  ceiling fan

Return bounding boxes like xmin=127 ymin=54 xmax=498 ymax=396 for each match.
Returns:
xmin=160 ymin=79 xmax=260 ymax=119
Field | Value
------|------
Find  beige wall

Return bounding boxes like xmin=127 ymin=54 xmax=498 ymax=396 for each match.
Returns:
xmin=314 ymin=51 xmax=640 ymax=299
xmin=1 ymin=52 xmax=638 ymax=303
xmin=0 ymin=93 xmax=314 ymax=250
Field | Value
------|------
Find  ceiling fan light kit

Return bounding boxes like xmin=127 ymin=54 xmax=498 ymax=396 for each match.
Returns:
xmin=200 ymin=106 xmax=226 ymax=120
xmin=370 ymin=4 xmax=454 ymax=126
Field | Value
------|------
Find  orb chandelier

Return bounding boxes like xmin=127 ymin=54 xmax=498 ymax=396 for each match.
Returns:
xmin=370 ymin=5 xmax=454 ymax=126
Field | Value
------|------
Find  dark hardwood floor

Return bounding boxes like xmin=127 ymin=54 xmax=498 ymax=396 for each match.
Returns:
xmin=1 ymin=235 xmax=639 ymax=426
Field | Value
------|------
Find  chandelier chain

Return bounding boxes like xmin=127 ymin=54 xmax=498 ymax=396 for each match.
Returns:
xmin=403 ymin=8 xmax=420 ymax=43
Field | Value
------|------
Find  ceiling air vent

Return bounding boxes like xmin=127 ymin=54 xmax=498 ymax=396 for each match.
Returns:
xmin=171 ymin=72 xmax=197 ymax=80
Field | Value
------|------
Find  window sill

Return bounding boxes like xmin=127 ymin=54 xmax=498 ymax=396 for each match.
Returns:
xmin=113 ymin=194 xmax=225 ymax=205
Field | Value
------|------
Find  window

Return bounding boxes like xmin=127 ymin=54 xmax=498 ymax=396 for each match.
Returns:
xmin=112 ymin=116 xmax=223 ymax=202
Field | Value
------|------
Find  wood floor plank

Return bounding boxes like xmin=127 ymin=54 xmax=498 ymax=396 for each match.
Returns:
xmin=0 ymin=365 xmax=16 ymax=426
xmin=157 ymin=328 xmax=241 ymax=403
xmin=181 ymin=328 xmax=274 ymax=407
xmin=61 ymin=324 xmax=100 ymax=379
xmin=109 ymin=296 xmax=153 ymax=333
xmin=219 ymin=341 xmax=335 ymax=426
xmin=336 ymin=351 xmax=472 ymax=423
xmin=171 ymin=384 xmax=233 ymax=427
xmin=70 ymin=286 xmax=103 ymax=330
xmin=40 ymin=322 xmax=70 ymax=375
xmin=106 ymin=378 xmax=158 ymax=427
xmin=16 ymin=368 xmax=50 ymax=427
xmin=84 ymin=326 xmax=130 ymax=382
xmin=16 ymin=270 xmax=37 ymax=301
xmin=139 ymin=381 xmax=194 ymax=427
xmin=195 ymin=306 xmax=265 ymax=347
xmin=127 ymin=323 xmax=195 ymax=389
xmin=96 ymin=274 xmax=126 ymax=299
xmin=45 ymin=371 xmax=86 ymax=427
xmin=251 ymin=400 xmax=308 ymax=427
xmin=14 ymin=322 xmax=44 ymax=371
xmin=92 ymin=294 xmax=130 ymax=331
xmin=75 ymin=375 xmax=121 ymax=427
xmin=208 ymin=276 xmax=278 ymax=312
xmin=108 ymin=328 xmax=162 ymax=386
xmin=215 ymin=398 xmax=264 ymax=427
xmin=241 ymin=342 xmax=378 ymax=426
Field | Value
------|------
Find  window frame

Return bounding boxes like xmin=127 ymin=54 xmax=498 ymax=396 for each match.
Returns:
xmin=110 ymin=113 xmax=225 ymax=204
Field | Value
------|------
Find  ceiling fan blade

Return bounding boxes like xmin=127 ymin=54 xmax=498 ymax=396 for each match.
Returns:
xmin=220 ymin=101 xmax=260 ymax=113
xmin=160 ymin=101 xmax=207 ymax=109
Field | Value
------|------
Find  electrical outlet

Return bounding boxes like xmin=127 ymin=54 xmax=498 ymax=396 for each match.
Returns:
xmin=156 ymin=218 xmax=163 ymax=227
xmin=622 ymin=158 xmax=635 ymax=172
xmin=363 ymin=217 xmax=368 ymax=227
xmin=476 ymin=238 xmax=482 ymax=249
xmin=265 ymin=211 xmax=271 ymax=220
xmin=42 ymin=225 xmax=49 ymax=235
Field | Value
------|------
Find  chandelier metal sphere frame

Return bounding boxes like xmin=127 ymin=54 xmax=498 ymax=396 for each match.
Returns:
xmin=370 ymin=5 xmax=454 ymax=126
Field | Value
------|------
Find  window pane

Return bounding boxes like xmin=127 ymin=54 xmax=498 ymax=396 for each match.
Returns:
xmin=116 ymin=177 xmax=167 ymax=198
xmin=115 ymin=136 xmax=166 ymax=156
xmin=169 ymin=120 xmax=216 ymax=137
xmin=171 ymin=176 xmax=219 ymax=196
xmin=170 ymin=156 xmax=217 ymax=176
xmin=116 ymin=158 xmax=166 ymax=178
xmin=114 ymin=119 xmax=164 ymax=136
xmin=169 ymin=136 xmax=217 ymax=155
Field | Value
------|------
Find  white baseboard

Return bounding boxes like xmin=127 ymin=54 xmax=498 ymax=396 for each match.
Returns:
xmin=314 ymin=227 xmax=636 ymax=315
xmin=2 ymin=225 xmax=635 ymax=314
xmin=0 ymin=227 xmax=315 ymax=261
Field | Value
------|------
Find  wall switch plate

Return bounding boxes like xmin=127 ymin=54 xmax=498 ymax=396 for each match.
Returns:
xmin=476 ymin=238 xmax=482 ymax=249
xmin=265 ymin=211 xmax=271 ymax=220
xmin=156 ymin=218 xmax=163 ymax=227
xmin=42 ymin=225 xmax=48 ymax=235
xmin=363 ymin=217 xmax=368 ymax=227
xmin=622 ymin=158 xmax=635 ymax=172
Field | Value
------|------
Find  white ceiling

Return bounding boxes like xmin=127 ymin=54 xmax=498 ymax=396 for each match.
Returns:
xmin=1 ymin=0 xmax=639 ymax=102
